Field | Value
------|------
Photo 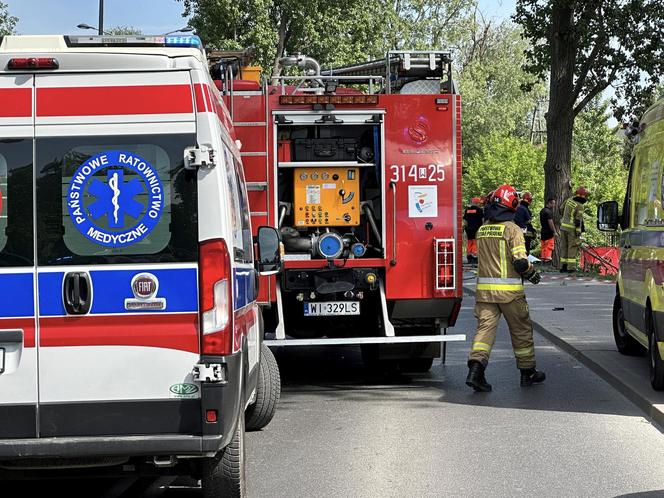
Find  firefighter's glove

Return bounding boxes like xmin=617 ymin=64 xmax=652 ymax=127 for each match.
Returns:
xmin=514 ymin=258 xmax=540 ymax=285
xmin=523 ymin=267 xmax=541 ymax=285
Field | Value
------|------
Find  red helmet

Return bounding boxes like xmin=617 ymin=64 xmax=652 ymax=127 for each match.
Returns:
xmin=491 ymin=184 xmax=520 ymax=211
xmin=575 ymin=186 xmax=590 ymax=199
xmin=521 ymin=191 xmax=533 ymax=203
xmin=471 ymin=196 xmax=482 ymax=205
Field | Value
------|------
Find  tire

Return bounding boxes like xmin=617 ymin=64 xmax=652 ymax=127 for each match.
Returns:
xmin=200 ymin=416 xmax=245 ymax=498
xmin=647 ymin=310 xmax=664 ymax=391
xmin=613 ymin=294 xmax=642 ymax=356
xmin=245 ymin=344 xmax=281 ymax=431
xmin=399 ymin=357 xmax=434 ymax=373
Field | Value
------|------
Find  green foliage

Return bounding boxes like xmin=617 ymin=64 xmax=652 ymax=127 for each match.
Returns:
xmin=463 ymin=99 xmax=626 ymax=248
xmin=514 ymin=0 xmax=664 ymax=123
xmin=0 ymin=1 xmax=17 ymax=36
xmin=105 ymin=26 xmax=143 ymax=35
xmin=458 ymin=19 xmax=545 ymax=159
xmin=572 ymin=100 xmax=628 ymax=245
xmin=178 ymin=0 xmax=475 ymax=77
xmin=463 ymin=134 xmax=545 ymax=210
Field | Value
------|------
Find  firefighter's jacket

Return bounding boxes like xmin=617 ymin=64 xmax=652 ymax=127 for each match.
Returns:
xmin=475 ymin=221 xmax=529 ymax=303
xmin=561 ymin=198 xmax=584 ymax=234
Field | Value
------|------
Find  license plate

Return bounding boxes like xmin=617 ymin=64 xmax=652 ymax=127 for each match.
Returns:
xmin=304 ymin=301 xmax=360 ymax=316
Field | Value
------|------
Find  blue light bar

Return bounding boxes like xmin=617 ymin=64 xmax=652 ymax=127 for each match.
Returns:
xmin=65 ymin=35 xmax=204 ymax=52
xmin=165 ymin=35 xmax=202 ymax=48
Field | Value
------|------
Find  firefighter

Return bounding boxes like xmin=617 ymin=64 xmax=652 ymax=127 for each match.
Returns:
xmin=463 ymin=196 xmax=484 ymax=264
xmin=539 ymin=198 xmax=559 ymax=264
xmin=559 ymin=187 xmax=590 ymax=272
xmin=514 ymin=191 xmax=536 ymax=254
xmin=466 ymin=184 xmax=545 ymax=392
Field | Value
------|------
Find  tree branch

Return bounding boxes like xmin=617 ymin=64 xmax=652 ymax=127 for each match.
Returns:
xmin=571 ymin=38 xmax=604 ymax=102
xmin=573 ymin=66 xmax=617 ymax=116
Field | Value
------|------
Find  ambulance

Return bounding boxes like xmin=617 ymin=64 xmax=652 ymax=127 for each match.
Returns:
xmin=598 ymin=97 xmax=664 ymax=391
xmin=0 ymin=34 xmax=281 ymax=495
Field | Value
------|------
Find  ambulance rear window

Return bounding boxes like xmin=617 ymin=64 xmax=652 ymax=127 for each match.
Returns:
xmin=36 ymin=134 xmax=198 ymax=265
xmin=0 ymin=139 xmax=33 ymax=267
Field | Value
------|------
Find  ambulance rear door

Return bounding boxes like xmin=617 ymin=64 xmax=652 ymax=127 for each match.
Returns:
xmin=0 ymin=74 xmax=38 ymax=439
xmin=33 ymin=71 xmax=202 ymax=438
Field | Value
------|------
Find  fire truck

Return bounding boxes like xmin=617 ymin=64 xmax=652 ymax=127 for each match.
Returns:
xmin=214 ymin=50 xmax=465 ymax=371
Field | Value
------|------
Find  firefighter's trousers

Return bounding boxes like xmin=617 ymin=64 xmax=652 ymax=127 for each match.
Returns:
xmin=469 ymin=298 xmax=536 ymax=369
xmin=559 ymin=229 xmax=579 ymax=267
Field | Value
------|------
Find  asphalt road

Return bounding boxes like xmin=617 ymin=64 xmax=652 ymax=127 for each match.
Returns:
xmin=244 ymin=304 xmax=664 ymax=498
xmin=6 ymin=294 xmax=664 ymax=497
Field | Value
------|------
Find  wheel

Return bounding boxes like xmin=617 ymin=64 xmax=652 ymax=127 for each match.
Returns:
xmin=245 ymin=344 xmax=281 ymax=431
xmin=647 ymin=310 xmax=664 ymax=391
xmin=613 ymin=294 xmax=642 ymax=356
xmin=200 ymin=416 xmax=245 ymax=498
xmin=399 ymin=357 xmax=434 ymax=373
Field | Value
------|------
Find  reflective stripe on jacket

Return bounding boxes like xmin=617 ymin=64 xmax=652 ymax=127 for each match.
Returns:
xmin=561 ymin=198 xmax=583 ymax=233
xmin=475 ymin=221 xmax=529 ymax=303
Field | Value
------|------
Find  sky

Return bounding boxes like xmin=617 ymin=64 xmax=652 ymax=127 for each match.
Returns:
xmin=6 ymin=0 xmax=190 ymax=35
xmin=6 ymin=0 xmax=516 ymax=36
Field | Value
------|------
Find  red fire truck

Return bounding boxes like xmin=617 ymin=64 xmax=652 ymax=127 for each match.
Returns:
xmin=216 ymin=51 xmax=465 ymax=371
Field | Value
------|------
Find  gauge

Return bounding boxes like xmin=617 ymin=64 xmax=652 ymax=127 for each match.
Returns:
xmin=321 ymin=172 xmax=330 ymax=180
xmin=299 ymin=172 xmax=308 ymax=180
xmin=311 ymin=172 xmax=319 ymax=180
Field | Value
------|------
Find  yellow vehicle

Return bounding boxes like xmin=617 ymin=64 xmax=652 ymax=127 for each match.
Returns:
xmin=598 ymin=97 xmax=664 ymax=391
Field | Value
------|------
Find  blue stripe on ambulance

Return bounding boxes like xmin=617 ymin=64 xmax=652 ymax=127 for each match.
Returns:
xmin=38 ymin=268 xmax=198 ymax=316
xmin=233 ymin=267 xmax=256 ymax=310
xmin=0 ymin=273 xmax=34 ymax=318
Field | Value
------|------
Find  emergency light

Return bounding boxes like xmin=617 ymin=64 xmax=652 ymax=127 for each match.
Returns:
xmin=65 ymin=35 xmax=203 ymax=51
xmin=279 ymin=94 xmax=379 ymax=105
xmin=7 ymin=57 xmax=59 ymax=70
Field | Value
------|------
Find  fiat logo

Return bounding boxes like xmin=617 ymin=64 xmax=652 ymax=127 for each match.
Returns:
xmin=131 ymin=273 xmax=158 ymax=300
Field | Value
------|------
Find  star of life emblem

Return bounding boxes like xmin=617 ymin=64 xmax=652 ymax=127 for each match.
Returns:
xmin=67 ymin=151 xmax=164 ymax=248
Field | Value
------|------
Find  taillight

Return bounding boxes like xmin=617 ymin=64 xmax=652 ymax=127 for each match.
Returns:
xmin=8 ymin=58 xmax=59 ymax=70
xmin=199 ymin=239 xmax=233 ymax=355
xmin=435 ymin=238 xmax=455 ymax=290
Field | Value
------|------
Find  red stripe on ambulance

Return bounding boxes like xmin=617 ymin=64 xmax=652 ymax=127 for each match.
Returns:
xmin=39 ymin=313 xmax=199 ymax=353
xmin=193 ymin=83 xmax=208 ymax=112
xmin=0 ymin=88 xmax=32 ymax=117
xmin=36 ymin=85 xmax=194 ymax=116
xmin=0 ymin=317 xmax=35 ymax=348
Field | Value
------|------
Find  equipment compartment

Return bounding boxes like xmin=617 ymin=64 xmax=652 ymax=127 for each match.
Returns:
xmin=293 ymin=138 xmax=358 ymax=161
xmin=276 ymin=122 xmax=383 ymax=260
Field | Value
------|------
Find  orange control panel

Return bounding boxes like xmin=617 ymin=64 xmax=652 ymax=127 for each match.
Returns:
xmin=293 ymin=167 xmax=360 ymax=227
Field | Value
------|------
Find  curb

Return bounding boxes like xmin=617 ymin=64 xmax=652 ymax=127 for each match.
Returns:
xmin=463 ymin=285 xmax=664 ymax=429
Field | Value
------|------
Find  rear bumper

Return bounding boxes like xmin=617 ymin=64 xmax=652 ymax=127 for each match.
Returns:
xmin=0 ymin=351 xmax=246 ymax=461
xmin=0 ymin=434 xmax=223 ymax=459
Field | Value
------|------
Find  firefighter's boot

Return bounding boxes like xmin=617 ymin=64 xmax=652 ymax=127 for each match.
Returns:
xmin=520 ymin=368 xmax=546 ymax=386
xmin=560 ymin=263 xmax=568 ymax=273
xmin=466 ymin=360 xmax=492 ymax=392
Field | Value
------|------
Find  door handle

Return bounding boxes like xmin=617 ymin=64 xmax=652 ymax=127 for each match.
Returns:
xmin=63 ymin=272 xmax=92 ymax=315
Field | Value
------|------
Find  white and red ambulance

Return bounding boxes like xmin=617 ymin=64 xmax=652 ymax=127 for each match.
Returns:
xmin=0 ymin=34 xmax=280 ymax=495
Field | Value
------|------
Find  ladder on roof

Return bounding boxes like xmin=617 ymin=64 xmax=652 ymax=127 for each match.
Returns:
xmin=324 ymin=50 xmax=453 ymax=94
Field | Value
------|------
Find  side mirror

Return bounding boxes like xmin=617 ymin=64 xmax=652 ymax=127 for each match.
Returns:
xmin=597 ymin=201 xmax=619 ymax=231
xmin=255 ymin=226 xmax=282 ymax=275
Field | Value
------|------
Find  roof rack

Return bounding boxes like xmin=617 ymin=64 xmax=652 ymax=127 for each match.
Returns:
xmin=324 ymin=50 xmax=453 ymax=94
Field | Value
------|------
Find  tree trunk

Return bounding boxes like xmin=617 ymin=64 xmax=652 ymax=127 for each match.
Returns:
xmin=544 ymin=1 xmax=577 ymax=212
xmin=270 ymin=14 xmax=289 ymax=85
xmin=544 ymin=2 xmax=577 ymax=268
